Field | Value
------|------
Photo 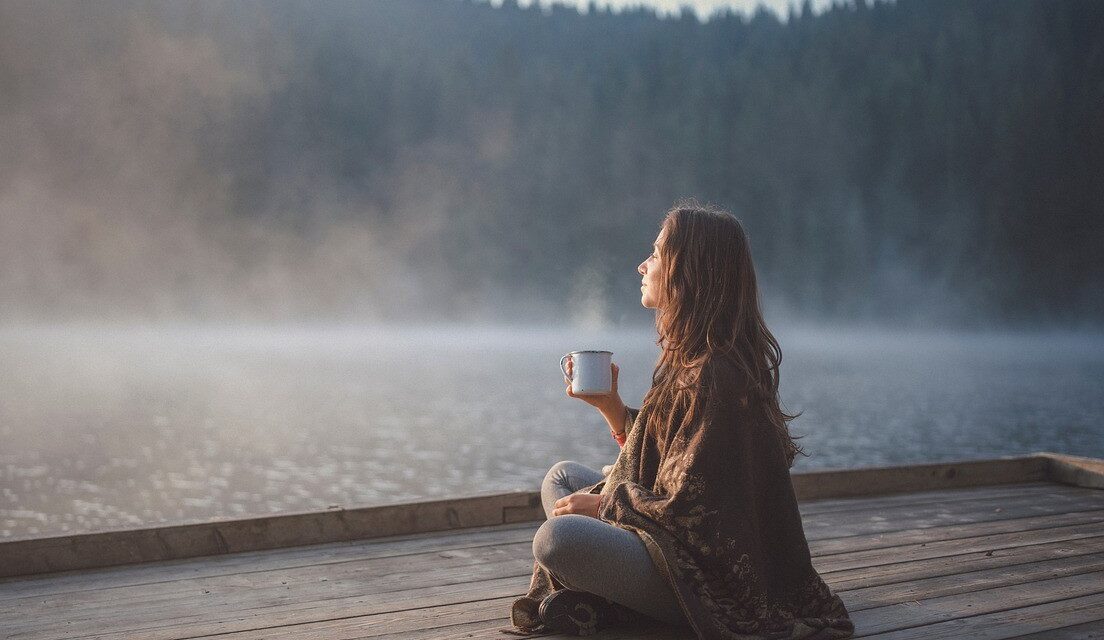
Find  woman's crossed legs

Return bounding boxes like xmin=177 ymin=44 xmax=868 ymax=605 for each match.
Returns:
xmin=533 ymin=460 xmax=689 ymax=627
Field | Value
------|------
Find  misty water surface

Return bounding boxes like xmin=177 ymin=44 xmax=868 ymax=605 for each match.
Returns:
xmin=1 ymin=324 xmax=1102 ymax=539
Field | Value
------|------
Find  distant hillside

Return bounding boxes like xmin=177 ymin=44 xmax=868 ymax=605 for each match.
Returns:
xmin=1 ymin=0 xmax=1101 ymax=326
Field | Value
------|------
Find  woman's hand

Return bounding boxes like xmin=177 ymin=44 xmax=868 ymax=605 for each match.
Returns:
xmin=552 ymin=493 xmax=602 ymax=518
xmin=564 ymin=357 xmax=624 ymax=416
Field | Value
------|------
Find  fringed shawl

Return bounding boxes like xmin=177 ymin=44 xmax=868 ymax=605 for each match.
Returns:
xmin=510 ymin=358 xmax=854 ymax=639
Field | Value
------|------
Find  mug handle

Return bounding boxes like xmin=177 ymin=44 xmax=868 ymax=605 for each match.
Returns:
xmin=560 ymin=354 xmax=572 ymax=382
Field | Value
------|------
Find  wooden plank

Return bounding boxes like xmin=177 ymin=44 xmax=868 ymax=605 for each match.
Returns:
xmin=1009 ymin=618 xmax=1104 ymax=639
xmin=801 ymin=492 xmax=1104 ymax=539
xmin=0 ymin=542 xmax=532 ymax=612
xmin=0 ymin=491 xmax=545 ymax=579
xmin=188 ymin=596 xmax=519 ymax=640
xmin=517 ymin=626 xmax=694 ymax=640
xmin=791 ymin=455 xmax=1046 ymax=501
xmin=811 ymin=509 xmax=1104 ymax=557
xmin=8 ymin=541 xmax=1100 ymax=640
xmin=843 ymin=552 xmax=1104 ymax=610
xmin=5 ymin=495 xmax=1095 ymax=610
xmin=112 ymin=554 xmax=1104 ymax=640
xmin=15 ymin=577 xmax=528 ymax=640
xmin=534 ymin=630 xmax=693 ymax=640
xmin=412 ymin=620 xmax=694 ymax=640
xmin=0 ymin=522 xmax=540 ymax=601
xmin=850 ymin=571 xmax=1104 ymax=636
xmin=814 ymin=522 xmax=1104 ymax=574
xmin=176 ymin=594 xmax=687 ymax=640
xmin=1 ymin=552 xmax=536 ymax=637
xmin=1041 ymin=452 xmax=1104 ymax=490
xmin=828 ymin=537 xmax=1104 ymax=591
xmin=2 ymin=456 xmax=1095 ymax=635
xmin=4 ymin=494 xmax=1099 ymax=631
xmin=437 ymin=622 xmax=694 ymax=640
xmin=0 ymin=454 xmax=1070 ymax=579
xmin=798 ymin=482 xmax=1063 ymax=516
xmin=7 ymin=488 xmax=1094 ymax=603
xmin=175 ymin=568 xmax=1104 ymax=640
xmin=8 ymin=517 xmax=1103 ymax=639
xmin=857 ymin=591 xmax=1104 ymax=639
xmin=355 ymin=616 xmax=546 ymax=640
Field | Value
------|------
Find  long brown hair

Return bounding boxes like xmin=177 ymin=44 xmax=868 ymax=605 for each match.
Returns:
xmin=641 ymin=198 xmax=806 ymax=467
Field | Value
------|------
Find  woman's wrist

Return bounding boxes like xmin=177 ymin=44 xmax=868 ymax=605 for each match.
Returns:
xmin=599 ymin=400 xmax=628 ymax=434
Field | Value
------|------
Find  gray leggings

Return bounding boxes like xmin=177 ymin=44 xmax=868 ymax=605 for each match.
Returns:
xmin=533 ymin=460 xmax=689 ymax=627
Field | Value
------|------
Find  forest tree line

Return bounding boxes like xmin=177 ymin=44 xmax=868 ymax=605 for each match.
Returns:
xmin=1 ymin=0 xmax=1101 ymax=326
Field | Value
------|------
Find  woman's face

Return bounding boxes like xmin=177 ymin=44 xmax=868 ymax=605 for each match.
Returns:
xmin=637 ymin=229 xmax=665 ymax=309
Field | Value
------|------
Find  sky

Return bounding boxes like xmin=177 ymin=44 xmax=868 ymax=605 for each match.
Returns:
xmin=491 ymin=0 xmax=841 ymax=20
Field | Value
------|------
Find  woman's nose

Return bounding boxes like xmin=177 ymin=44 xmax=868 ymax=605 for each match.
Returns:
xmin=637 ymin=261 xmax=646 ymax=275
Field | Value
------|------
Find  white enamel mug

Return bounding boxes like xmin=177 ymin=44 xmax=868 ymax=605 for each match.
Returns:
xmin=560 ymin=350 xmax=613 ymax=396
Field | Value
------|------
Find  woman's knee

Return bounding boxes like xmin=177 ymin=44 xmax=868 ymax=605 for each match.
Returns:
xmin=541 ymin=460 xmax=575 ymax=494
xmin=532 ymin=514 xmax=590 ymax=570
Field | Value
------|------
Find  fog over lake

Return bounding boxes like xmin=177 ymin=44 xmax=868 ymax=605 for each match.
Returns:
xmin=2 ymin=323 xmax=1101 ymax=539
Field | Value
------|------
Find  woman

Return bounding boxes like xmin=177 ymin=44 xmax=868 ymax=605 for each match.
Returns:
xmin=507 ymin=200 xmax=854 ymax=639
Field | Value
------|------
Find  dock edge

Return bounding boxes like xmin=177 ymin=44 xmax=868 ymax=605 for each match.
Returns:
xmin=0 ymin=451 xmax=1100 ymax=579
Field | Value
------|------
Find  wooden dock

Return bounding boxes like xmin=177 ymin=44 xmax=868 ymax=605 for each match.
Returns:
xmin=2 ymin=451 xmax=1103 ymax=639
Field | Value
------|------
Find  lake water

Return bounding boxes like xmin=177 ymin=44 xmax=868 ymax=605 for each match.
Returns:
xmin=2 ymin=323 xmax=1102 ymax=540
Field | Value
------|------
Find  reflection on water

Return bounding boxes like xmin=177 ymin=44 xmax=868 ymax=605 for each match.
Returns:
xmin=1 ymin=323 xmax=1102 ymax=539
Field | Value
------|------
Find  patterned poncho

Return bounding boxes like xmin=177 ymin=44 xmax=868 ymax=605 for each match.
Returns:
xmin=511 ymin=358 xmax=854 ymax=639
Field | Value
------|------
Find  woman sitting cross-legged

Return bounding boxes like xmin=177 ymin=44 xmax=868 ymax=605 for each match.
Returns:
xmin=506 ymin=200 xmax=855 ymax=639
